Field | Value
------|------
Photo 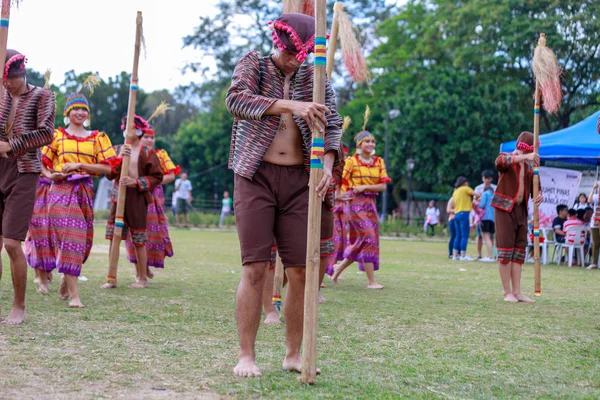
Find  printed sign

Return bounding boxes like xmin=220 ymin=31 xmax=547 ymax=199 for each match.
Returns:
xmin=529 ymin=167 xmax=582 ymax=228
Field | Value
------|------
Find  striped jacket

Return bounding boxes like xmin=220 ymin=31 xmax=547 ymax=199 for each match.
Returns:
xmin=226 ymin=51 xmax=343 ymax=179
xmin=0 ymin=86 xmax=55 ymax=173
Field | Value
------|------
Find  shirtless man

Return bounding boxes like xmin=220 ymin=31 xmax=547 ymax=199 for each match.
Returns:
xmin=0 ymin=50 xmax=55 ymax=324
xmin=102 ymin=115 xmax=163 ymax=289
xmin=226 ymin=13 xmax=342 ymax=377
xmin=492 ymin=131 xmax=542 ymax=303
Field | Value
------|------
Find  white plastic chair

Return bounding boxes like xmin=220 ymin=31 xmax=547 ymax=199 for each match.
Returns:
xmin=526 ymin=231 xmax=548 ymax=265
xmin=558 ymin=225 xmax=587 ymax=267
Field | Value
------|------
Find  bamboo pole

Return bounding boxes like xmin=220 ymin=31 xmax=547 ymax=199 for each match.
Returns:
xmin=104 ymin=11 xmax=143 ymax=287
xmin=272 ymin=253 xmax=284 ymax=312
xmin=299 ymin=0 xmax=327 ymax=385
xmin=0 ymin=0 xmax=16 ymax=98
xmin=326 ymin=2 xmax=343 ymax=78
xmin=533 ymin=83 xmax=541 ymax=296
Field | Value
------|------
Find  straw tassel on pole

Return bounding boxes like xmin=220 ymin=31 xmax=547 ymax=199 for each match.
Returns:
xmin=531 ymin=33 xmax=562 ymax=296
xmin=326 ymin=2 xmax=343 ymax=78
xmin=104 ymin=11 xmax=143 ymax=287
xmin=299 ymin=0 xmax=327 ymax=385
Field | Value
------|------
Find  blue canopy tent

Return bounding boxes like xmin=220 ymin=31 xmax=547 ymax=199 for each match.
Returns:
xmin=500 ymin=111 xmax=600 ymax=166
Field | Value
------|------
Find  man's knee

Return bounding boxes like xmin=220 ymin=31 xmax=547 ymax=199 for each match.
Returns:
xmin=286 ymin=267 xmax=306 ymax=286
xmin=243 ymin=261 xmax=269 ymax=286
xmin=3 ymin=238 xmax=22 ymax=257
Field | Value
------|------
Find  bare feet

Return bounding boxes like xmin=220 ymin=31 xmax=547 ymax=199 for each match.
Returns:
xmin=504 ymin=293 xmax=519 ymax=303
xmin=282 ymin=356 xmax=320 ymax=374
xmin=320 ymin=283 xmax=326 ymax=288
xmin=2 ymin=307 xmax=25 ymax=325
xmin=264 ymin=311 xmax=281 ymax=325
xmin=331 ymin=264 xmax=341 ymax=285
xmin=48 ymin=272 xmax=53 ymax=283
xmin=318 ymin=293 xmax=327 ymax=303
xmin=586 ymin=264 xmax=598 ymax=270
xmin=69 ymin=298 xmax=85 ymax=308
xmin=147 ymin=267 xmax=154 ymax=279
xmin=128 ymin=280 xmax=149 ymax=289
xmin=234 ymin=357 xmax=262 ymax=377
xmin=514 ymin=293 xmax=535 ymax=303
xmin=367 ymin=283 xmax=384 ymax=290
xmin=59 ymin=278 xmax=69 ymax=300
xmin=100 ymin=281 xmax=117 ymax=289
xmin=37 ymin=283 xmax=49 ymax=294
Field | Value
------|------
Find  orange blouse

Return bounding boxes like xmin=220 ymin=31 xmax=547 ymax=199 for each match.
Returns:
xmin=156 ymin=149 xmax=180 ymax=176
xmin=341 ymin=154 xmax=391 ymax=192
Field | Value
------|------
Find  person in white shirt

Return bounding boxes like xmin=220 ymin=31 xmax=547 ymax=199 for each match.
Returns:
xmin=425 ymin=200 xmax=440 ymax=236
xmin=174 ymin=172 xmax=193 ymax=227
xmin=474 ymin=170 xmax=497 ymax=259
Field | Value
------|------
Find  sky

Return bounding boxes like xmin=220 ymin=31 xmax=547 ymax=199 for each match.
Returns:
xmin=9 ymin=0 xmax=405 ymax=93
xmin=9 ymin=0 xmax=219 ymax=91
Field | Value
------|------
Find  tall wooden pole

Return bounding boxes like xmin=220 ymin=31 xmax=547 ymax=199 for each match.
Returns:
xmin=299 ymin=0 xmax=327 ymax=385
xmin=104 ymin=11 xmax=143 ymax=287
xmin=533 ymin=83 xmax=541 ymax=296
xmin=0 ymin=0 xmax=15 ymax=98
xmin=326 ymin=2 xmax=342 ymax=78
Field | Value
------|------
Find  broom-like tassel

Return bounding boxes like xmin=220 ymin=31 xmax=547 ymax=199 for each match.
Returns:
xmin=283 ymin=0 xmax=314 ymax=16
xmin=342 ymin=116 xmax=351 ymax=132
xmin=43 ymin=69 xmax=51 ymax=89
xmin=362 ymin=105 xmax=370 ymax=131
xmin=532 ymin=33 xmax=562 ymax=114
xmin=338 ymin=7 xmax=369 ymax=83
xmin=147 ymin=101 xmax=171 ymax=123
xmin=77 ymin=74 xmax=101 ymax=95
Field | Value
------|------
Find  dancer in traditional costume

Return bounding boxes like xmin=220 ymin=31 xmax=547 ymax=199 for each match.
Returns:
xmin=103 ymin=115 xmax=163 ymax=289
xmin=492 ymin=131 xmax=542 ymax=303
xmin=329 ymin=142 xmax=350 ymax=276
xmin=331 ymin=130 xmax=390 ymax=289
xmin=226 ymin=12 xmax=342 ymax=376
xmin=124 ymin=124 xmax=179 ymax=274
xmin=0 ymin=50 xmax=55 ymax=324
xmin=34 ymin=89 xmax=117 ymax=308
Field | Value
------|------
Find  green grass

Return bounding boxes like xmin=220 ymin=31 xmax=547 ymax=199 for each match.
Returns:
xmin=1 ymin=229 xmax=599 ymax=399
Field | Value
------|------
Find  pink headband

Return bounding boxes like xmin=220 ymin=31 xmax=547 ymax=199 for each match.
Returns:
xmin=516 ymin=141 xmax=539 ymax=152
xmin=269 ymin=20 xmax=315 ymax=63
xmin=4 ymin=54 xmax=27 ymax=83
xmin=121 ymin=114 xmax=150 ymax=131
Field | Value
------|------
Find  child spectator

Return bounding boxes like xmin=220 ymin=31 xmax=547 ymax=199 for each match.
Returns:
xmin=478 ymin=185 xmax=495 ymax=262
xmin=425 ymin=200 xmax=440 ymax=236
xmin=553 ymin=204 xmax=568 ymax=243
xmin=564 ymin=208 xmax=584 ymax=245
xmin=573 ymin=193 xmax=588 ymax=211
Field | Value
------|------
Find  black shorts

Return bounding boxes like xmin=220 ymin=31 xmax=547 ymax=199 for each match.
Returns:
xmin=481 ymin=220 xmax=495 ymax=234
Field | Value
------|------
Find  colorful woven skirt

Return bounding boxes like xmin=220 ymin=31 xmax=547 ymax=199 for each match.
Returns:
xmin=125 ymin=185 xmax=173 ymax=268
xmin=25 ymin=177 xmax=54 ymax=271
xmin=326 ymin=200 xmax=348 ymax=276
xmin=47 ymin=175 xmax=95 ymax=276
xmin=342 ymin=192 xmax=380 ymax=271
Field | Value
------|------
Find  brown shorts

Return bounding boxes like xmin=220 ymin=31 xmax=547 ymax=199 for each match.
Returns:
xmin=270 ymin=199 xmax=335 ymax=267
xmin=234 ymin=162 xmax=309 ymax=267
xmin=106 ymin=187 xmax=149 ymax=246
xmin=495 ymin=204 xmax=527 ymax=264
xmin=0 ymin=158 xmax=39 ymax=241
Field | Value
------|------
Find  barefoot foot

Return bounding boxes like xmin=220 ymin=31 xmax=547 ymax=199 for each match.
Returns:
xmin=331 ymin=264 xmax=341 ymax=285
xmin=69 ymin=298 xmax=85 ymax=308
xmin=147 ymin=268 xmax=154 ymax=279
xmin=100 ymin=281 xmax=117 ymax=289
xmin=2 ymin=307 xmax=25 ymax=324
xmin=514 ymin=293 xmax=535 ymax=303
xmin=59 ymin=278 xmax=69 ymax=300
xmin=282 ymin=356 xmax=320 ymax=374
xmin=264 ymin=311 xmax=282 ymax=325
xmin=48 ymin=272 xmax=53 ymax=283
xmin=234 ymin=357 xmax=263 ymax=377
xmin=318 ymin=293 xmax=327 ymax=303
xmin=504 ymin=293 xmax=519 ymax=303
xmin=367 ymin=283 xmax=384 ymax=290
xmin=37 ymin=283 xmax=49 ymax=294
xmin=128 ymin=281 xmax=149 ymax=289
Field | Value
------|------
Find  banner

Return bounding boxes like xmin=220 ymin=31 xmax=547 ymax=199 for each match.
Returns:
xmin=530 ymin=167 xmax=582 ymax=228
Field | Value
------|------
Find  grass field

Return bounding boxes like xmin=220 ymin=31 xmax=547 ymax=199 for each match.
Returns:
xmin=1 ymin=228 xmax=599 ymax=399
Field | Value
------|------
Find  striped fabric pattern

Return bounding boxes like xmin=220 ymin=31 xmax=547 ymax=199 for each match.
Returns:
xmin=226 ymin=51 xmax=343 ymax=179
xmin=341 ymin=154 xmax=391 ymax=191
xmin=0 ymin=86 xmax=56 ymax=173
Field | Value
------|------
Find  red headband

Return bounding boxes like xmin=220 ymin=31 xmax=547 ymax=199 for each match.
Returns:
xmin=4 ymin=54 xmax=27 ymax=83
xmin=516 ymin=141 xmax=539 ymax=152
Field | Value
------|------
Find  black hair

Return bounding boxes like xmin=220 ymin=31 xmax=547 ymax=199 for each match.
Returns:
xmin=454 ymin=176 xmax=468 ymax=189
xmin=556 ymin=204 xmax=568 ymax=214
xmin=575 ymin=193 xmax=588 ymax=204
xmin=576 ymin=209 xmax=586 ymax=220
xmin=568 ymin=208 xmax=577 ymax=217
xmin=481 ymin=170 xmax=494 ymax=178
